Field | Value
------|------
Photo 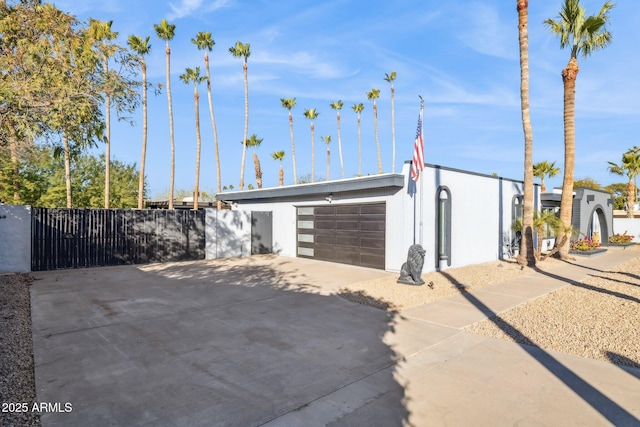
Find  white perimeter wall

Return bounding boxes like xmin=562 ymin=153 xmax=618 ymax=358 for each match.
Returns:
xmin=0 ymin=205 xmax=31 ymax=273
xmin=205 ymin=209 xmax=251 ymax=259
xmin=612 ymin=218 xmax=640 ymax=243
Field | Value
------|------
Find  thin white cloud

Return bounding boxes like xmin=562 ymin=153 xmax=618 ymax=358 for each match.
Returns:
xmin=456 ymin=2 xmax=516 ymax=60
xmin=252 ymin=51 xmax=356 ymax=80
xmin=167 ymin=0 xmax=232 ymax=20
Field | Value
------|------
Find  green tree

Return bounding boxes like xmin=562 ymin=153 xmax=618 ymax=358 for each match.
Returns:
xmin=607 ymin=147 xmax=640 ymax=216
xmin=330 ymin=100 xmax=344 ymax=179
xmin=516 ymin=0 xmax=536 ymax=267
xmin=180 ymin=67 xmax=206 ymax=210
xmin=154 ymin=19 xmax=177 ymax=209
xmin=573 ymin=177 xmax=602 ymax=190
xmin=544 ymin=0 xmax=614 ymax=259
xmin=280 ymin=98 xmax=297 ymax=184
xmin=604 ymin=182 xmax=627 ymax=210
xmin=366 ymin=88 xmax=382 ymax=174
xmin=352 ymin=103 xmax=365 ymax=176
xmin=271 ymin=150 xmax=285 ymax=187
xmin=322 ymin=135 xmax=331 ymax=181
xmin=192 ymin=31 xmax=222 ymax=209
xmin=127 ymin=34 xmax=152 ymax=209
xmin=303 ymin=108 xmax=319 ymax=183
xmin=533 ymin=160 xmax=560 ymax=193
xmin=384 ymin=71 xmax=397 ymax=173
xmin=88 ymin=19 xmax=118 ymax=209
xmin=243 ymin=134 xmax=264 ymax=189
xmin=229 ymin=41 xmax=251 ymax=190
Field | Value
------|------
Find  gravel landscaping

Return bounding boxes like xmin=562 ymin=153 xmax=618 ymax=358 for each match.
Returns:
xmin=0 ymin=273 xmax=40 ymax=427
xmin=467 ymin=250 xmax=640 ymax=369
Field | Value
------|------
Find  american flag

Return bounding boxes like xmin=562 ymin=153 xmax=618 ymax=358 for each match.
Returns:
xmin=411 ymin=110 xmax=424 ymax=182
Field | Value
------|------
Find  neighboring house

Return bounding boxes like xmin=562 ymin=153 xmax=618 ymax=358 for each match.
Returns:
xmin=541 ymin=187 xmax=614 ymax=246
xmin=217 ymin=162 xmax=539 ymax=273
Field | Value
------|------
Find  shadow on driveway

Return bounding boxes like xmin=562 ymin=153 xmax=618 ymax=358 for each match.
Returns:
xmin=31 ymin=256 xmax=410 ymax=426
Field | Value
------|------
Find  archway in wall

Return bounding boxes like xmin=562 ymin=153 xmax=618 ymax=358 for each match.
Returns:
xmin=587 ymin=205 xmax=609 ymax=246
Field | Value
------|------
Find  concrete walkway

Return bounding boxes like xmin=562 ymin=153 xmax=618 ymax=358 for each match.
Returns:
xmin=31 ymin=248 xmax=640 ymax=426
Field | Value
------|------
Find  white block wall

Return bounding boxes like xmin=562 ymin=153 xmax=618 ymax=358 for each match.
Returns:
xmin=612 ymin=218 xmax=640 ymax=243
xmin=0 ymin=205 xmax=31 ymax=273
xmin=205 ymin=209 xmax=251 ymax=259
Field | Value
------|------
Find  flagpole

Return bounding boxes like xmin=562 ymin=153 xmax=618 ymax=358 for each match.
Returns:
xmin=418 ymin=96 xmax=424 ymax=246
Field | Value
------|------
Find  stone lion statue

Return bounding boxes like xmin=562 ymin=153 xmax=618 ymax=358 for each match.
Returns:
xmin=397 ymin=244 xmax=426 ymax=285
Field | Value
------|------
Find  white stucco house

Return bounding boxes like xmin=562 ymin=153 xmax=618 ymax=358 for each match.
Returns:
xmin=216 ymin=162 xmax=540 ymax=273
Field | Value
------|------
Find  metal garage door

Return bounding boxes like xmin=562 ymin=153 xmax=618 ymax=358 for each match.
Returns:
xmin=296 ymin=203 xmax=385 ymax=269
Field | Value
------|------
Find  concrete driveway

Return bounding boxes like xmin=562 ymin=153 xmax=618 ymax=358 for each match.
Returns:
xmin=31 ymin=256 xmax=409 ymax=426
xmin=31 ymin=253 xmax=640 ymax=426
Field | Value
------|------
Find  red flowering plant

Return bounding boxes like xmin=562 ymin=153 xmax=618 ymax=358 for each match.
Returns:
xmin=609 ymin=231 xmax=634 ymax=244
xmin=570 ymin=236 xmax=601 ymax=251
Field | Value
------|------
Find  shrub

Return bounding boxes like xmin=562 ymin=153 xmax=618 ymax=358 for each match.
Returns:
xmin=570 ymin=237 xmax=601 ymax=251
xmin=609 ymin=231 xmax=634 ymax=244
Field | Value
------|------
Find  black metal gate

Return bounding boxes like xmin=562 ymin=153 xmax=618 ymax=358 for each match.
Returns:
xmin=31 ymin=208 xmax=205 ymax=271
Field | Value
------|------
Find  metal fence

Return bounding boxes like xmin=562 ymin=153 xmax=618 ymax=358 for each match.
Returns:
xmin=31 ymin=208 xmax=205 ymax=271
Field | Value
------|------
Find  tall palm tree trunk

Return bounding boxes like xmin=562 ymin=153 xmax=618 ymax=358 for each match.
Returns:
xmin=63 ymin=133 xmax=72 ymax=208
xmin=517 ymin=0 xmax=536 ymax=267
xmin=104 ymin=84 xmax=111 ymax=209
xmin=337 ymin=113 xmax=344 ymax=178
xmin=165 ymin=41 xmax=175 ymax=210
xmin=9 ymin=140 xmax=19 ymax=202
xmin=627 ymin=180 xmax=635 ymax=215
xmin=137 ymin=59 xmax=147 ymax=209
xmin=279 ymin=165 xmax=284 ymax=186
xmin=204 ymin=53 xmax=222 ymax=209
xmin=357 ymin=116 xmax=362 ymax=176
xmin=239 ymin=62 xmax=249 ymax=190
xmin=558 ymin=57 xmax=579 ymax=259
xmin=194 ymin=89 xmax=201 ymax=211
xmin=253 ymin=152 xmax=262 ymax=188
xmin=373 ymin=103 xmax=382 ymax=174
xmin=326 ymin=148 xmax=330 ymax=181
xmin=390 ymin=86 xmax=396 ymax=173
xmin=289 ymin=112 xmax=297 ymax=184
xmin=311 ymin=122 xmax=315 ymax=183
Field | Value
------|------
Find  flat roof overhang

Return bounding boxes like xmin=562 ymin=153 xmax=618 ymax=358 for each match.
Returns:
xmin=216 ymin=173 xmax=405 ymax=202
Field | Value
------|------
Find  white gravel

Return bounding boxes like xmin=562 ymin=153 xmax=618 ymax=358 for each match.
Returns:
xmin=466 ymin=253 xmax=640 ymax=369
xmin=0 ymin=273 xmax=41 ymax=427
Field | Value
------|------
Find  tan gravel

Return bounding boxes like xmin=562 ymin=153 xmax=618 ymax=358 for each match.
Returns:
xmin=467 ymin=250 xmax=640 ymax=369
xmin=339 ymin=256 xmax=564 ymax=311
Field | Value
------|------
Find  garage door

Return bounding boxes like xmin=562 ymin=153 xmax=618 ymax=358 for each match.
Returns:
xmin=296 ymin=203 xmax=385 ymax=269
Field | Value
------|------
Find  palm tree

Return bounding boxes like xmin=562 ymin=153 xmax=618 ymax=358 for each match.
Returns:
xmin=229 ymin=41 xmax=251 ymax=190
xmin=280 ymin=98 xmax=297 ymax=184
xmin=243 ymin=134 xmax=264 ymax=189
xmin=608 ymin=148 xmax=640 ymax=217
xmin=303 ymin=108 xmax=319 ymax=183
xmin=544 ymin=0 xmax=613 ymax=259
xmin=384 ymin=71 xmax=396 ymax=173
xmin=192 ymin=31 xmax=222 ymax=210
xmin=322 ymin=135 xmax=331 ymax=181
xmin=352 ymin=103 xmax=365 ymax=176
xmin=330 ymin=100 xmax=344 ymax=178
xmin=272 ymin=150 xmax=285 ymax=186
xmin=154 ymin=19 xmax=177 ymax=209
xmin=89 ymin=19 xmax=117 ymax=208
xmin=179 ymin=67 xmax=206 ymax=210
xmin=533 ymin=160 xmax=561 ymax=193
xmin=127 ymin=35 xmax=151 ymax=209
xmin=516 ymin=1 xmax=535 ymax=268
xmin=366 ymin=88 xmax=382 ymax=174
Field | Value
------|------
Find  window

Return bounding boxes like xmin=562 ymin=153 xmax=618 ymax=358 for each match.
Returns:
xmin=436 ymin=187 xmax=451 ymax=267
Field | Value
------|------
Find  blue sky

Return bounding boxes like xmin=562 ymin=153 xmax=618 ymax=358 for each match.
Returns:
xmin=51 ymin=0 xmax=640 ymax=198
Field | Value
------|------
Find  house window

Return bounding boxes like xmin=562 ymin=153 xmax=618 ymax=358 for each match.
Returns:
xmin=436 ymin=187 xmax=451 ymax=267
xmin=512 ymin=195 xmax=523 ymax=227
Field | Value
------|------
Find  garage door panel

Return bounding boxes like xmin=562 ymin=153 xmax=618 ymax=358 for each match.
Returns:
xmin=360 ymin=204 xmax=386 ymax=215
xmin=296 ymin=202 xmax=386 ymax=270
